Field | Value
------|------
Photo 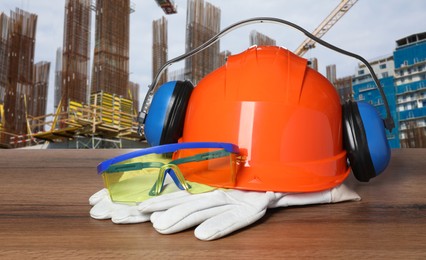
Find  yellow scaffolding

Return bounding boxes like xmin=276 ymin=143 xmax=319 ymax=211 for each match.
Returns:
xmin=28 ymin=92 xmax=142 ymax=143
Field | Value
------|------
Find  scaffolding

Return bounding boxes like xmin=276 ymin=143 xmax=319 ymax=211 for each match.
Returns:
xmin=62 ymin=0 xmax=92 ymax=110
xmin=90 ymin=91 xmax=134 ymax=134
xmin=152 ymin=16 xmax=168 ymax=86
xmin=249 ymin=30 xmax=276 ymax=46
xmin=184 ymin=0 xmax=221 ymax=84
xmin=27 ymin=91 xmax=142 ymax=148
xmin=91 ymin=0 xmax=130 ymax=98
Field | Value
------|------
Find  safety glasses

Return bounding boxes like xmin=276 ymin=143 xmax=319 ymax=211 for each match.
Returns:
xmin=97 ymin=142 xmax=241 ymax=203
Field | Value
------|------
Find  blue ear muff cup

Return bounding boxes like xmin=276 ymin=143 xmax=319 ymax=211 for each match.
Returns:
xmin=356 ymin=102 xmax=391 ymax=175
xmin=160 ymin=80 xmax=193 ymax=145
xmin=144 ymin=81 xmax=177 ymax=146
xmin=144 ymin=81 xmax=193 ymax=146
xmin=342 ymin=101 xmax=377 ymax=182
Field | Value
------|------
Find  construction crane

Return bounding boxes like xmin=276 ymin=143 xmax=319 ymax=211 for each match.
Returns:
xmin=294 ymin=0 xmax=358 ymax=56
xmin=154 ymin=0 xmax=178 ymax=14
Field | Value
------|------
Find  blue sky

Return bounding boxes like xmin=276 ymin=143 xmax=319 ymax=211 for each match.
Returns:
xmin=0 ymin=0 xmax=425 ymax=114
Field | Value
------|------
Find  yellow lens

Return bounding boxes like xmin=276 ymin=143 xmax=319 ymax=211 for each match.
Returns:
xmin=103 ymin=153 xmax=171 ymax=203
xmin=102 ymin=148 xmax=240 ymax=203
xmin=103 ymin=168 xmax=163 ymax=204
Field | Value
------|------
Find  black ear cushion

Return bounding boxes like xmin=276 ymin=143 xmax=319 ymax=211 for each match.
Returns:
xmin=342 ymin=101 xmax=376 ymax=182
xmin=160 ymin=80 xmax=194 ymax=145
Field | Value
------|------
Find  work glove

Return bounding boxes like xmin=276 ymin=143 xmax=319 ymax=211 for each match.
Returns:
xmin=89 ymin=175 xmax=215 ymax=223
xmin=138 ymin=184 xmax=360 ymax=241
xmin=89 ymin=188 xmax=151 ymax=223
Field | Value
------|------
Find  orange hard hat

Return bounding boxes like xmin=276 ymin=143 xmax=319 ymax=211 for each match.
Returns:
xmin=179 ymin=46 xmax=350 ymax=192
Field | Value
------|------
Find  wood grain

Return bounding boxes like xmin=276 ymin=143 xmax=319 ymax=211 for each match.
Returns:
xmin=0 ymin=149 xmax=425 ymax=258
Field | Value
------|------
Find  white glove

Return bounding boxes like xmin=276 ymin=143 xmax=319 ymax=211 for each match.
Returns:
xmin=138 ymin=184 xmax=360 ymax=241
xmin=88 ymin=174 xmax=215 ymax=223
xmin=89 ymin=188 xmax=151 ymax=224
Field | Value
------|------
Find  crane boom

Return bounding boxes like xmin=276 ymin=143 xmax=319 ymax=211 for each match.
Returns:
xmin=294 ymin=0 xmax=358 ymax=56
xmin=154 ymin=0 xmax=178 ymax=14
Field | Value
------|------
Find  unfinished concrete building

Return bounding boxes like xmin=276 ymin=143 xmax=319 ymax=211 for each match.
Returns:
xmin=29 ymin=61 xmax=50 ymax=132
xmin=308 ymin=58 xmax=318 ymax=71
xmin=128 ymin=81 xmax=140 ymax=113
xmin=167 ymin=68 xmax=186 ymax=81
xmin=3 ymin=8 xmax=37 ymax=137
xmin=334 ymin=76 xmax=353 ymax=104
xmin=249 ymin=30 xmax=276 ymax=46
xmin=326 ymin=64 xmax=337 ymax=84
xmin=54 ymin=47 xmax=62 ymax=111
xmin=91 ymin=0 xmax=131 ymax=98
xmin=400 ymin=121 xmax=426 ymax=148
xmin=184 ymin=0 xmax=221 ymax=84
xmin=152 ymin=16 xmax=168 ymax=86
xmin=326 ymin=64 xmax=352 ymax=104
xmin=0 ymin=13 xmax=9 ymax=104
xmin=61 ymin=0 xmax=91 ymax=110
xmin=0 ymin=13 xmax=9 ymax=147
xmin=218 ymin=50 xmax=231 ymax=67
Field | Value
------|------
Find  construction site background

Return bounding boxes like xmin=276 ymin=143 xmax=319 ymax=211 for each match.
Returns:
xmin=91 ymin=0 xmax=130 ymax=98
xmin=0 ymin=1 xmax=140 ymax=149
xmin=61 ymin=0 xmax=91 ymax=111
xmin=0 ymin=8 xmax=44 ymax=148
xmin=1 ymin=0 xmax=424 ymax=149
xmin=250 ymin=30 xmax=277 ymax=46
xmin=152 ymin=16 xmax=168 ymax=86
xmin=184 ymin=0 xmax=221 ymax=85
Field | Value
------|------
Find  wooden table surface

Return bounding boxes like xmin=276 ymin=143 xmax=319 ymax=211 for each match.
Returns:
xmin=0 ymin=148 xmax=425 ymax=259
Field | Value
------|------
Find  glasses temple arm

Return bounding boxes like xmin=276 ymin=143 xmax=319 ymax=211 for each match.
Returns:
xmin=170 ymin=150 xmax=231 ymax=165
xmin=105 ymin=162 xmax=165 ymax=173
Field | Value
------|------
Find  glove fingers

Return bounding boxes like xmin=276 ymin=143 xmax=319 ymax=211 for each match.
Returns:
xmin=138 ymin=190 xmax=193 ymax=213
xmin=89 ymin=188 xmax=109 ymax=206
xmin=152 ymin=205 xmax=232 ymax=234
xmin=90 ymin=197 xmax=115 ymax=219
xmin=111 ymin=206 xmax=151 ymax=224
xmin=150 ymin=190 xmax=234 ymax=227
xmin=139 ymin=190 xmax=217 ymax=213
xmin=90 ymin=196 xmax=134 ymax=220
xmin=195 ymin=208 xmax=267 ymax=241
xmin=149 ymin=211 xmax=165 ymax=223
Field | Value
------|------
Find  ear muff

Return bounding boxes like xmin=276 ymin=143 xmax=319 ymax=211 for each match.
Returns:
xmin=144 ymin=80 xmax=193 ymax=146
xmin=343 ymin=101 xmax=391 ymax=182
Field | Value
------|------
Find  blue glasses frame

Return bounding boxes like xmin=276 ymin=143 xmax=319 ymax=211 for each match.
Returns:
xmin=97 ymin=142 xmax=240 ymax=175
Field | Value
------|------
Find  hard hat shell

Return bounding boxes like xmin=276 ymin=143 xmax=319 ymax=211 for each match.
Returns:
xmin=180 ymin=46 xmax=350 ymax=192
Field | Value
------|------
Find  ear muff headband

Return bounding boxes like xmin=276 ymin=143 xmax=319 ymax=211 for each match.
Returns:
xmin=138 ymin=17 xmax=395 ymax=133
